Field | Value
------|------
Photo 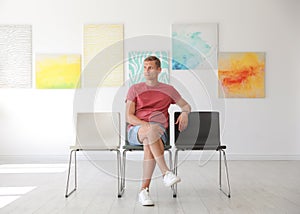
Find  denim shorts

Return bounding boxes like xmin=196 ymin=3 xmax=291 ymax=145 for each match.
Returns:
xmin=127 ymin=123 xmax=168 ymax=146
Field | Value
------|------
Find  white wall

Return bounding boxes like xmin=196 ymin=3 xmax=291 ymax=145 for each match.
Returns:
xmin=0 ymin=0 xmax=299 ymax=160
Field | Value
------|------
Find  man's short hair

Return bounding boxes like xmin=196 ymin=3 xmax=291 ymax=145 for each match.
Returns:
xmin=144 ymin=56 xmax=161 ymax=68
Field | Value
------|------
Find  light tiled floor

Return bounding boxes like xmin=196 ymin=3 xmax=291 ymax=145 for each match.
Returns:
xmin=0 ymin=160 xmax=300 ymax=213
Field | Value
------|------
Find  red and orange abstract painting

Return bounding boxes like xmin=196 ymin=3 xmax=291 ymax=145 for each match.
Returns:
xmin=218 ymin=52 xmax=265 ymax=98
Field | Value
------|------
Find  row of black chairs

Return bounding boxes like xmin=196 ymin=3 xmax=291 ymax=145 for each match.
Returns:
xmin=65 ymin=111 xmax=231 ymax=198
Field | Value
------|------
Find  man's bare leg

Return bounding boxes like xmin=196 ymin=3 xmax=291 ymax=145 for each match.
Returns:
xmin=138 ymin=124 xmax=170 ymax=175
xmin=141 ymin=143 xmax=156 ymax=190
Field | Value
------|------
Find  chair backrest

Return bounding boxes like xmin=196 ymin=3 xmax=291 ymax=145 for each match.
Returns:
xmin=75 ymin=112 xmax=120 ymax=150
xmin=174 ymin=111 xmax=220 ymax=150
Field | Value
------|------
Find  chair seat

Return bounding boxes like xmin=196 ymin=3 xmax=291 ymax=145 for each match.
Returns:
xmin=123 ymin=144 xmax=171 ymax=151
xmin=175 ymin=145 xmax=226 ymax=151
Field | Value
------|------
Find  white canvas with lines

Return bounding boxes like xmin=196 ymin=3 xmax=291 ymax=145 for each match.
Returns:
xmin=0 ymin=25 xmax=32 ymax=88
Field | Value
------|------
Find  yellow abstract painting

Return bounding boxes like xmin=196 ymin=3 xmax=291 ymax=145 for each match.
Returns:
xmin=36 ymin=54 xmax=81 ymax=89
xmin=218 ymin=52 xmax=265 ymax=98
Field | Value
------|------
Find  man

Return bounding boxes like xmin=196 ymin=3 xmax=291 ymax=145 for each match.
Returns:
xmin=126 ymin=56 xmax=191 ymax=206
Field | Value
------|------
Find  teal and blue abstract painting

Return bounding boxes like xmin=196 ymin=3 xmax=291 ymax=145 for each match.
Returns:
xmin=128 ymin=51 xmax=169 ymax=86
xmin=172 ymin=23 xmax=218 ymax=70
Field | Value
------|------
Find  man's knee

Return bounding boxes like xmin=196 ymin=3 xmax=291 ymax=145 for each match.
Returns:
xmin=139 ymin=123 xmax=164 ymax=143
xmin=147 ymin=124 xmax=162 ymax=138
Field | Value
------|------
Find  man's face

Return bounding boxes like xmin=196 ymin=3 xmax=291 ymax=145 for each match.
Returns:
xmin=143 ymin=60 xmax=161 ymax=80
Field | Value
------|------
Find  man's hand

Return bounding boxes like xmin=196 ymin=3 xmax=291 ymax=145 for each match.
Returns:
xmin=175 ymin=112 xmax=189 ymax=132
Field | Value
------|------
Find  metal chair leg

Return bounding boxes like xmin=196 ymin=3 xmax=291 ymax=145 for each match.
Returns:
xmin=167 ymin=150 xmax=173 ymax=171
xmin=121 ymin=150 xmax=127 ymax=193
xmin=219 ymin=150 xmax=222 ymax=189
xmin=65 ymin=150 xmax=77 ymax=198
xmin=116 ymin=150 xmax=124 ymax=198
xmin=166 ymin=149 xmax=174 ymax=195
xmin=219 ymin=149 xmax=231 ymax=198
xmin=222 ymin=149 xmax=231 ymax=197
xmin=172 ymin=149 xmax=179 ymax=198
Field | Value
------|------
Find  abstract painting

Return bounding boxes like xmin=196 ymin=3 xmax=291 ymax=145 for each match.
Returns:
xmin=172 ymin=23 xmax=218 ymax=70
xmin=0 ymin=25 xmax=32 ymax=88
xmin=83 ymin=24 xmax=123 ymax=87
xmin=128 ymin=51 xmax=169 ymax=86
xmin=36 ymin=54 xmax=81 ymax=89
xmin=218 ymin=52 xmax=265 ymax=98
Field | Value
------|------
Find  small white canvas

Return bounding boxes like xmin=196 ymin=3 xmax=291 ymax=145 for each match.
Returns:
xmin=0 ymin=25 xmax=32 ymax=88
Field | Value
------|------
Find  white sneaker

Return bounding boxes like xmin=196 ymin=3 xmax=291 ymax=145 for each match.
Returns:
xmin=163 ymin=171 xmax=181 ymax=187
xmin=139 ymin=188 xmax=154 ymax=206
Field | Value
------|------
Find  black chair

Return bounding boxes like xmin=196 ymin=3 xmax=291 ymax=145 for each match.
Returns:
xmin=173 ymin=111 xmax=231 ymax=198
xmin=121 ymin=124 xmax=173 ymax=196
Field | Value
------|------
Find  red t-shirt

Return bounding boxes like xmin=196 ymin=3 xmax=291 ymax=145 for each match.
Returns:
xmin=126 ymin=82 xmax=181 ymax=128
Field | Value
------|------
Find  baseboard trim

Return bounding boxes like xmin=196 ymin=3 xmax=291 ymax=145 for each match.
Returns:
xmin=0 ymin=153 xmax=300 ymax=163
xmin=226 ymin=154 xmax=300 ymax=160
xmin=169 ymin=153 xmax=300 ymax=161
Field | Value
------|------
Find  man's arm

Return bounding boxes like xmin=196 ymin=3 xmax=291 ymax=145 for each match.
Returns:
xmin=176 ymin=98 xmax=191 ymax=113
xmin=175 ymin=98 xmax=191 ymax=132
xmin=126 ymin=100 xmax=148 ymax=126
